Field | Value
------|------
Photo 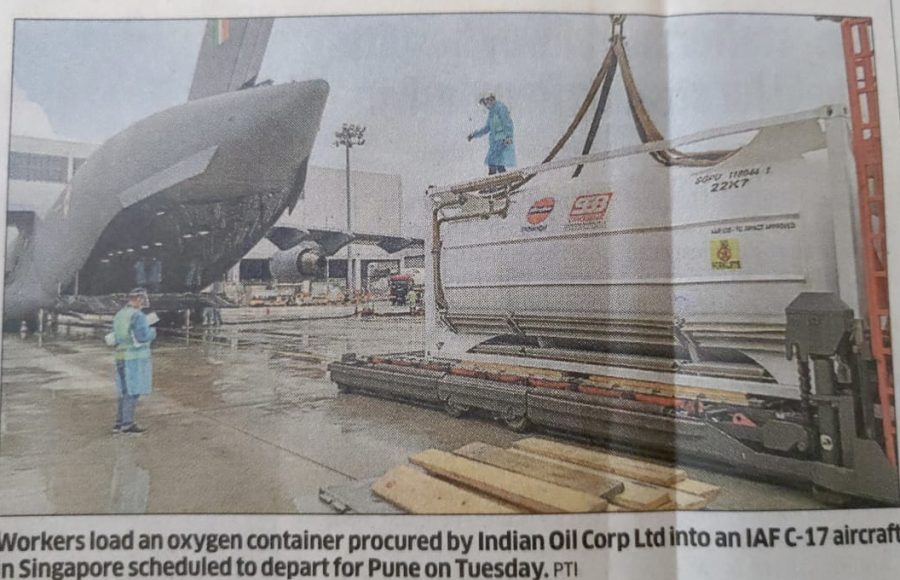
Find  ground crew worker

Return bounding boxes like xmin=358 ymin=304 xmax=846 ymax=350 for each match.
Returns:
xmin=467 ymin=92 xmax=516 ymax=175
xmin=112 ymin=288 xmax=157 ymax=434
xmin=407 ymin=288 xmax=419 ymax=314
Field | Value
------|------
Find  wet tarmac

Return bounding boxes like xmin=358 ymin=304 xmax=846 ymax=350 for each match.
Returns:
xmin=0 ymin=306 xmax=827 ymax=514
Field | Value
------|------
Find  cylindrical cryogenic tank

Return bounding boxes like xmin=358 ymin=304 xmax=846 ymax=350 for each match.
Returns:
xmin=427 ymin=108 xmax=865 ymax=394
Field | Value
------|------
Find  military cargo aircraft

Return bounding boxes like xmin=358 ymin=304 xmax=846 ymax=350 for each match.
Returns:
xmin=5 ymin=18 xmax=418 ymax=326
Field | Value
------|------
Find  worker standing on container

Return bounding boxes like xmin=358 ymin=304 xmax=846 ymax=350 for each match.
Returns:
xmin=467 ymin=92 xmax=516 ymax=175
xmin=111 ymin=288 xmax=157 ymax=435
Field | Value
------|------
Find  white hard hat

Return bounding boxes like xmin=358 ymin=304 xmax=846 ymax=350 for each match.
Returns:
xmin=478 ymin=91 xmax=495 ymax=103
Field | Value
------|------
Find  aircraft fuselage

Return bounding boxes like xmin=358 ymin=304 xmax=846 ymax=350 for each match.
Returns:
xmin=4 ymin=79 xmax=329 ymax=320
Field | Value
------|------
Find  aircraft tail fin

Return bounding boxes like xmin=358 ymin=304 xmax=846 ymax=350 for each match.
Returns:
xmin=188 ymin=18 xmax=274 ymax=101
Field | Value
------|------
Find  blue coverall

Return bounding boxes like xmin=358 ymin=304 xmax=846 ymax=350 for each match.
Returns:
xmin=112 ymin=306 xmax=156 ymax=428
xmin=470 ymin=100 xmax=516 ymax=173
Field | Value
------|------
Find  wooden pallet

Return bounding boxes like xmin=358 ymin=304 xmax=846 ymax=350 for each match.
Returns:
xmin=371 ymin=437 xmax=720 ymax=514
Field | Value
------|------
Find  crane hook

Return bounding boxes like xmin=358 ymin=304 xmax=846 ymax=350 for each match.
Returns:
xmin=610 ymin=14 xmax=626 ymax=40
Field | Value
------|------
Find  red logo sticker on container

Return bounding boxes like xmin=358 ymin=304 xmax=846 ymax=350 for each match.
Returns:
xmin=526 ymin=197 xmax=556 ymax=225
xmin=569 ymin=192 xmax=613 ymax=225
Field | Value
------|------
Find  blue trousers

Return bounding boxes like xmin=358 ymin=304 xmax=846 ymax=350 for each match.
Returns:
xmin=115 ymin=361 xmax=140 ymax=428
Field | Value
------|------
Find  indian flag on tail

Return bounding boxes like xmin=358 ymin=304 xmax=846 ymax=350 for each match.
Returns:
xmin=210 ymin=18 xmax=230 ymax=45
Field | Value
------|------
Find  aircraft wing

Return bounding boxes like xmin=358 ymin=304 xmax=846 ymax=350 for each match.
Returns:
xmin=266 ymin=227 xmax=352 ymax=254
xmin=188 ymin=18 xmax=274 ymax=101
xmin=347 ymin=232 xmax=424 ymax=253
xmin=265 ymin=226 xmax=423 ymax=255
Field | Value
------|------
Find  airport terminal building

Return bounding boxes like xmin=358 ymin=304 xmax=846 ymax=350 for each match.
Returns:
xmin=8 ymin=135 xmax=98 ymax=216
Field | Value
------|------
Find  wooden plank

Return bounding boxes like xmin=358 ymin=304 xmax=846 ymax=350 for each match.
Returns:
xmin=372 ymin=466 xmax=520 ymax=514
xmin=585 ymin=375 xmax=749 ymax=406
xmin=458 ymin=361 xmax=564 ymax=380
xmin=507 ymin=445 xmax=712 ymax=511
xmin=512 ymin=438 xmax=686 ymax=486
xmin=673 ymin=479 xmax=720 ymax=501
xmin=508 ymin=448 xmax=708 ymax=511
xmin=613 ymin=481 xmax=678 ymax=511
xmin=657 ymin=490 xmax=708 ymax=511
xmin=454 ymin=442 xmax=624 ymax=499
xmin=508 ymin=449 xmax=669 ymax=510
xmin=409 ymin=449 xmax=608 ymax=513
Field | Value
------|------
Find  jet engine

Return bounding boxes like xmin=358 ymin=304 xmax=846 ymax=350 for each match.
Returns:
xmin=269 ymin=241 xmax=326 ymax=282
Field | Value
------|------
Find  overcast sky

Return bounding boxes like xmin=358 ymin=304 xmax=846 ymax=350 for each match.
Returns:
xmin=11 ymin=13 xmax=849 ymax=236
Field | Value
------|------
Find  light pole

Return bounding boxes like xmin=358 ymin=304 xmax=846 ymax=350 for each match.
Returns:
xmin=333 ymin=123 xmax=366 ymax=296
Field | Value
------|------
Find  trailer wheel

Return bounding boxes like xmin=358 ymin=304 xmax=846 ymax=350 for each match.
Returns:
xmin=810 ymin=485 xmax=851 ymax=507
xmin=502 ymin=413 xmax=531 ymax=433
xmin=444 ymin=399 xmax=469 ymax=418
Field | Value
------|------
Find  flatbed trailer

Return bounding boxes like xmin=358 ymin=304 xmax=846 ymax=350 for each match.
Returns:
xmin=330 ymin=341 xmax=899 ymax=505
